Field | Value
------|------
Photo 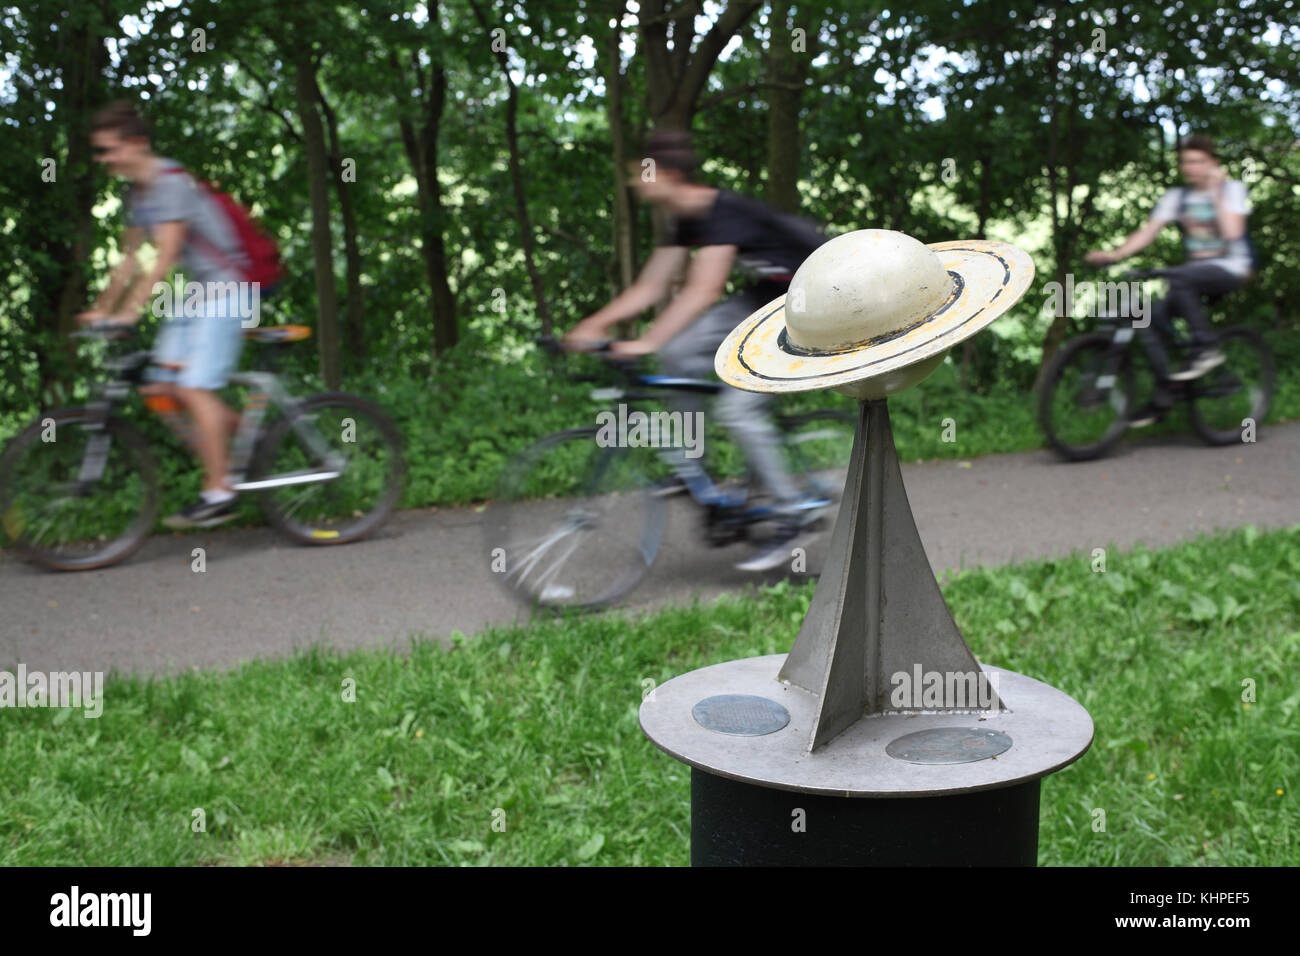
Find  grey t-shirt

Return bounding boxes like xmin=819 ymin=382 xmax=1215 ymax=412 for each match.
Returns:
xmin=126 ymin=157 xmax=248 ymax=284
xmin=1150 ymin=179 xmax=1252 ymax=278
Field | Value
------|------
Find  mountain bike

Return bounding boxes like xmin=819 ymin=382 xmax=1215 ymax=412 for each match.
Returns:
xmin=483 ymin=337 xmax=856 ymax=611
xmin=0 ymin=322 xmax=405 ymax=570
xmin=1037 ymin=268 xmax=1273 ymax=461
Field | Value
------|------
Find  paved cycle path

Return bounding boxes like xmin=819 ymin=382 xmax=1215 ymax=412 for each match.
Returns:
xmin=2 ymin=423 xmax=1296 ymax=676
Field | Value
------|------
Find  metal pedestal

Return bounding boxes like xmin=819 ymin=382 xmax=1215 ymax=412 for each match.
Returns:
xmin=638 ymin=400 xmax=1094 ymax=867
xmin=692 ymin=769 xmax=1040 ymax=867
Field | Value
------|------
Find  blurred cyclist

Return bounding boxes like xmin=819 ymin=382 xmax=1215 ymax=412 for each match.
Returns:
xmin=80 ymin=101 xmax=250 ymax=528
xmin=1085 ymin=134 xmax=1253 ymax=426
xmin=567 ymin=129 xmax=825 ymax=572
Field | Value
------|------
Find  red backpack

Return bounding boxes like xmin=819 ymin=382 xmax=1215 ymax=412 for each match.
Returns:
xmin=163 ymin=167 xmax=284 ymax=291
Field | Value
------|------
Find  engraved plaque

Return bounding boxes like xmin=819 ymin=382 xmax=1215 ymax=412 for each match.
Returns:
xmin=692 ymin=695 xmax=791 ymax=736
xmin=885 ymin=727 xmax=1013 ymax=765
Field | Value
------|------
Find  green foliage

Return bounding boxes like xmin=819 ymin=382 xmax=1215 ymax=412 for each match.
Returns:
xmin=3 ymin=0 xmax=1298 ymax=418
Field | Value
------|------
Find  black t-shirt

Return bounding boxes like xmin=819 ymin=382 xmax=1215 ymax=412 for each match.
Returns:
xmin=668 ymin=189 xmax=808 ymax=296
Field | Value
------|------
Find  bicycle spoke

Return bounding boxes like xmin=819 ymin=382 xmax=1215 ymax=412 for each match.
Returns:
xmin=507 ymin=518 xmax=587 ymax=588
xmin=485 ymin=431 xmax=666 ymax=610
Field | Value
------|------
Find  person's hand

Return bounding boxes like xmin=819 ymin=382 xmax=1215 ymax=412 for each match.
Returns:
xmin=1084 ymin=250 xmax=1117 ymax=266
xmin=609 ymin=338 xmax=656 ymax=358
xmin=1206 ymin=163 xmax=1227 ymax=192
xmin=565 ymin=316 xmax=608 ymax=347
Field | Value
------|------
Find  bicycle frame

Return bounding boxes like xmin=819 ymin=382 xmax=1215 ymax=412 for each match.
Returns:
xmin=65 ymin=335 xmax=344 ymax=495
xmin=225 ymin=371 xmax=343 ymax=491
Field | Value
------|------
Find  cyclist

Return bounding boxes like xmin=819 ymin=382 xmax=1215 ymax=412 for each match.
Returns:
xmin=1085 ymin=134 xmax=1253 ymax=426
xmin=567 ymin=129 xmax=823 ymax=572
xmin=80 ymin=101 xmax=250 ymax=527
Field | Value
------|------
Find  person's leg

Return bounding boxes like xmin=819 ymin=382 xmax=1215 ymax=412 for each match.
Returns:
xmin=145 ymin=317 xmax=206 ymax=450
xmin=172 ymin=388 xmax=237 ymax=493
xmin=714 ymin=384 xmax=801 ymax=503
xmin=176 ymin=291 xmax=244 ymax=492
xmin=1136 ymin=294 xmax=1175 ymax=382
xmin=656 ymin=295 xmax=757 ymax=490
xmin=1161 ymin=261 xmax=1243 ymax=352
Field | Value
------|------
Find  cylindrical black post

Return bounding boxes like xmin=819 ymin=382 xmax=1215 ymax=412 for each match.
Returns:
xmin=690 ymin=769 xmax=1041 ymax=867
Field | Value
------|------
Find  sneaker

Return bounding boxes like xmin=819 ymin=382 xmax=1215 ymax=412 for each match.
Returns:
xmin=1166 ymin=348 xmax=1225 ymax=382
xmin=736 ymin=524 xmax=807 ymax=573
xmin=163 ymin=496 xmax=238 ymax=529
xmin=1126 ymin=405 xmax=1164 ymax=428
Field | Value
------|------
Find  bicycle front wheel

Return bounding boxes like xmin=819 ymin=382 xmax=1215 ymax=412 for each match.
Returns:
xmin=1188 ymin=328 xmax=1274 ymax=445
xmin=483 ymin=428 xmax=668 ymax=611
xmin=1037 ymin=333 xmax=1135 ymax=461
xmin=251 ymin=392 xmax=405 ymax=545
xmin=0 ymin=408 xmax=159 ymax=570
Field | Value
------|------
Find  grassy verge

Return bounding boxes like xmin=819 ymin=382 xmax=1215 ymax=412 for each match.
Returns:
xmin=1 ymin=524 xmax=1296 ymax=865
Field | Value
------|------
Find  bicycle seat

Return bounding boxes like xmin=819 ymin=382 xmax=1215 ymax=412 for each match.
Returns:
xmin=243 ymin=325 xmax=312 ymax=344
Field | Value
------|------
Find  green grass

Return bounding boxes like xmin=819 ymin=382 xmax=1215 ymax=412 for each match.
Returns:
xmin=1 ymin=524 xmax=1296 ymax=866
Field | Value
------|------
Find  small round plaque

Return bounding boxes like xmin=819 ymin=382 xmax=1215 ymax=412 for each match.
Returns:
xmin=692 ymin=695 xmax=791 ymax=736
xmin=885 ymin=727 xmax=1013 ymax=765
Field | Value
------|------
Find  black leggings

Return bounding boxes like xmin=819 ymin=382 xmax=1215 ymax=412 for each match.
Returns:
xmin=1141 ymin=261 xmax=1245 ymax=382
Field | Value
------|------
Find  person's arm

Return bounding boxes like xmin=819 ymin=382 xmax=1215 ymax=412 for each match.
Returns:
xmin=1208 ymin=170 xmax=1247 ymax=241
xmin=1085 ymin=217 xmax=1166 ymax=265
xmin=612 ymin=243 xmax=736 ymax=356
xmin=78 ymin=226 xmax=144 ymax=322
xmin=568 ymin=245 xmax=689 ymax=341
xmin=111 ymin=220 xmax=187 ymax=323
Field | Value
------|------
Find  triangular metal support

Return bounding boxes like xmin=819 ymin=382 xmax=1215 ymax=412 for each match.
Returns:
xmin=780 ymin=399 xmax=1006 ymax=752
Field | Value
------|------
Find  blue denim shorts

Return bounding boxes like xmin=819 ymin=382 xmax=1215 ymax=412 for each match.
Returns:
xmin=150 ymin=289 xmax=246 ymax=391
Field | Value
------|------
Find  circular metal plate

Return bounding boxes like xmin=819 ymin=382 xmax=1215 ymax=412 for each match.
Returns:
xmin=692 ymin=695 xmax=791 ymax=736
xmin=885 ymin=727 xmax=1013 ymax=765
xmin=640 ymin=657 xmax=1093 ymax=797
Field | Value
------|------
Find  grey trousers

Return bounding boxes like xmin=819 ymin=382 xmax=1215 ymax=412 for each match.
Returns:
xmin=1143 ymin=261 xmax=1246 ymax=381
xmin=658 ymin=290 xmax=801 ymax=504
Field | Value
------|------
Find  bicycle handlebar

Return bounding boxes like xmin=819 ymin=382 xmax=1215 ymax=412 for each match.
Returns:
xmin=1085 ymin=265 xmax=1173 ymax=282
xmin=537 ymin=334 xmax=614 ymax=356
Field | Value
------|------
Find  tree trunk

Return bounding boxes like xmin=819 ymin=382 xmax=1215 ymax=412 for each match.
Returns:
xmin=607 ymin=5 xmax=635 ymax=297
xmin=389 ymin=47 xmax=459 ymax=359
xmin=43 ymin=13 xmax=109 ymax=397
xmin=960 ymin=151 xmax=995 ymax=391
xmin=419 ymin=65 xmax=459 ymax=358
xmin=1034 ymin=32 xmax=1065 ymax=392
xmin=294 ymin=56 xmax=342 ymax=389
xmin=316 ymin=77 xmax=365 ymax=364
xmin=764 ymin=3 xmax=810 ymax=214
xmin=469 ymin=0 xmax=552 ymax=336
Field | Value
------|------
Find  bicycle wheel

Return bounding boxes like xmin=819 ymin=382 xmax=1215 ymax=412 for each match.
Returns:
xmin=1037 ymin=333 xmax=1135 ymax=461
xmin=484 ymin=428 xmax=668 ymax=611
xmin=0 ymin=408 xmax=159 ymax=570
xmin=1188 ymin=328 xmax=1274 ymax=445
xmin=251 ymin=392 xmax=405 ymax=544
